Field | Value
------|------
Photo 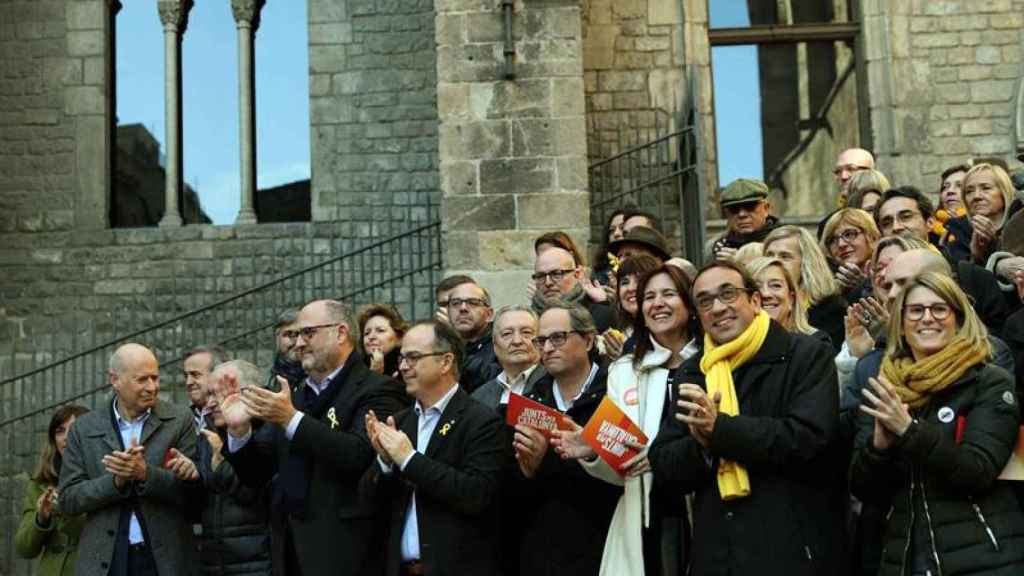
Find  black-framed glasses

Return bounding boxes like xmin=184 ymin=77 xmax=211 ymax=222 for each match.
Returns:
xmin=295 ymin=323 xmax=341 ymax=340
xmin=878 ymin=209 xmax=923 ymax=231
xmin=397 ymin=351 xmax=449 ymax=366
xmin=723 ymin=201 xmax=764 ymax=216
xmin=448 ymin=297 xmax=489 ymax=309
xmin=826 ymin=228 xmax=863 ymax=248
xmin=280 ymin=330 xmax=299 ymax=340
xmin=832 ymin=163 xmax=870 ymax=177
xmin=531 ymin=330 xmax=581 ymax=349
xmin=904 ymin=303 xmax=954 ymax=322
xmin=531 ymin=269 xmax=575 ymax=283
xmin=694 ymin=285 xmax=750 ymax=312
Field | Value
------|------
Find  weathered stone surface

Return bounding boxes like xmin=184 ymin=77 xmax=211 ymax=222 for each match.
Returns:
xmin=479 ymin=158 xmax=557 ymax=195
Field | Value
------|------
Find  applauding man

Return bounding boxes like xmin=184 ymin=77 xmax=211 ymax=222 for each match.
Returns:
xmin=221 ymin=299 xmax=408 ymax=576
xmin=59 ymin=343 xmax=199 ymax=576
xmin=365 ymin=320 xmax=505 ymax=576
xmin=648 ymin=261 xmax=843 ymax=574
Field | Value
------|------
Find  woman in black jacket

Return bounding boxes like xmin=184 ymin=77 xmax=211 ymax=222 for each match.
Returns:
xmin=851 ymin=272 xmax=1024 ymax=576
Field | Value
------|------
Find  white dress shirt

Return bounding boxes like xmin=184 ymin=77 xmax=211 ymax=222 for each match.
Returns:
xmin=378 ymin=384 xmax=460 ymax=562
xmin=112 ymin=398 xmax=151 ymax=545
xmin=496 ymin=364 xmax=538 ymax=405
xmin=552 ymin=363 xmax=599 ymax=412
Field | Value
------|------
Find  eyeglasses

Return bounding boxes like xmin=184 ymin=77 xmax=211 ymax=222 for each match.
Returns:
xmin=878 ymin=209 xmax=923 ymax=231
xmin=397 ymin=351 xmax=449 ymax=366
xmin=832 ymin=164 xmax=870 ymax=177
xmin=448 ymin=297 xmax=489 ymax=309
xmin=826 ymin=228 xmax=863 ymax=249
xmin=694 ymin=285 xmax=750 ymax=312
xmin=437 ymin=300 xmax=449 ymax=308
xmin=904 ymin=303 xmax=954 ymax=322
xmin=723 ymin=201 xmax=764 ymax=216
xmin=280 ymin=330 xmax=299 ymax=340
xmin=531 ymin=330 xmax=581 ymax=349
xmin=294 ymin=323 xmax=341 ymax=340
xmin=531 ymin=269 xmax=575 ymax=284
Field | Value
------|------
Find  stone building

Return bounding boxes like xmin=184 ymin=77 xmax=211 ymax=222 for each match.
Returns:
xmin=1 ymin=0 xmax=1024 ymax=572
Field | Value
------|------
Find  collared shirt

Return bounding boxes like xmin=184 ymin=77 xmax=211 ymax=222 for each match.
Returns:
xmin=377 ymin=384 xmax=460 ymax=562
xmin=497 ymin=364 xmax=539 ymax=405
xmin=191 ymin=406 xmax=206 ymax=434
xmin=552 ymin=363 xmax=599 ymax=412
xmin=227 ymin=362 xmax=345 ymax=453
xmin=112 ymin=397 xmax=151 ymax=545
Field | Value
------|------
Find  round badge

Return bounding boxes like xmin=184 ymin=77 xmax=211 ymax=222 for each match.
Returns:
xmin=1004 ymin=391 xmax=1016 ymax=406
xmin=937 ymin=406 xmax=955 ymax=424
xmin=624 ymin=387 xmax=639 ymax=406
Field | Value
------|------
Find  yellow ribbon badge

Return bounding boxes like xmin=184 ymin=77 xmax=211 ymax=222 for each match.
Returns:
xmin=439 ymin=420 xmax=454 ymax=436
xmin=327 ymin=407 xmax=339 ymax=430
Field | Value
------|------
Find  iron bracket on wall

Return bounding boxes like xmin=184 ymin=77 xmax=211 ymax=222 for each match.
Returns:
xmin=502 ymin=0 xmax=515 ymax=80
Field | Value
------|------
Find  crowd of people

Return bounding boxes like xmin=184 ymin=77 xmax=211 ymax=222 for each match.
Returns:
xmin=15 ymin=147 xmax=1024 ymax=576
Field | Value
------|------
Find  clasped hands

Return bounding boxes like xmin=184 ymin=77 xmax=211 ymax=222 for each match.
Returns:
xmin=219 ymin=374 xmax=298 ymax=437
xmin=102 ymin=437 xmax=198 ymax=488
xmin=550 ymin=417 xmax=650 ymax=478
xmin=675 ymin=383 xmax=720 ymax=450
xmin=365 ymin=410 xmax=414 ymax=469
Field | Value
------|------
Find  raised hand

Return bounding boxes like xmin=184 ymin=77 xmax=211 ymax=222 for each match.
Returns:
xmin=845 ymin=305 xmax=874 ymax=359
xmin=675 ymin=383 xmax=719 ymax=448
xmin=601 ymin=329 xmax=625 ymax=360
xmin=970 ymin=214 xmax=996 ymax=262
xmin=513 ymin=424 xmax=548 ymax=479
xmin=369 ymin=349 xmax=385 ymax=374
xmin=241 ymin=377 xmax=296 ymax=427
xmin=836 ymin=262 xmax=865 ymax=291
xmin=36 ymin=486 xmax=58 ymax=524
xmin=859 ymin=376 xmax=912 ymax=451
xmin=165 ymin=448 xmax=199 ymax=481
xmin=550 ymin=417 xmax=596 ymax=461
xmin=581 ymin=268 xmax=608 ymax=303
xmin=200 ymin=429 xmax=225 ymax=470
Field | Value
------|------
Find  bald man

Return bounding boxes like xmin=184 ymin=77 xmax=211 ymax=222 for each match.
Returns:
xmin=59 ymin=343 xmax=200 ymax=576
xmin=221 ymin=299 xmax=409 ymax=576
xmin=834 ymin=148 xmax=875 ymax=197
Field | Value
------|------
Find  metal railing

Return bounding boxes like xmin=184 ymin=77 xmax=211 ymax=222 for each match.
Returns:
xmin=0 ymin=203 xmax=442 ymax=575
xmin=587 ymin=73 xmax=707 ymax=264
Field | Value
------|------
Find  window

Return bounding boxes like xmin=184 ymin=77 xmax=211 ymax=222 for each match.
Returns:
xmin=709 ymin=0 xmax=863 ymax=214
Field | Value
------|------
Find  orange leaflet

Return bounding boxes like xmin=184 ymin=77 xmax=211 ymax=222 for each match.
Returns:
xmin=580 ymin=395 xmax=647 ymax=476
xmin=506 ymin=393 xmax=575 ymax=438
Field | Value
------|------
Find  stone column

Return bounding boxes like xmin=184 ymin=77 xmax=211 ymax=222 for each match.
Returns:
xmin=231 ymin=0 xmax=264 ymax=225
xmin=157 ymin=0 xmax=192 ymax=228
xmin=435 ymin=0 xmax=589 ymax=307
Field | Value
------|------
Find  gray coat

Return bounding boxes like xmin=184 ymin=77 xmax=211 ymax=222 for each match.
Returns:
xmin=58 ymin=398 xmax=198 ymax=576
xmin=470 ymin=365 xmax=546 ymax=410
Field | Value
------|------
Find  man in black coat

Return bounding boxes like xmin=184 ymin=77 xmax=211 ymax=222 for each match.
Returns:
xmin=445 ymin=279 xmax=502 ymax=393
xmin=531 ymin=245 xmax=617 ymax=333
xmin=648 ymin=261 xmax=846 ymax=576
xmin=221 ymin=299 xmax=409 ymax=576
xmin=514 ymin=303 xmax=619 ymax=576
xmin=365 ymin=320 xmax=506 ymax=576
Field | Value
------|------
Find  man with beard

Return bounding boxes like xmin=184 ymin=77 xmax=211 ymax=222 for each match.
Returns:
xmin=183 ymin=345 xmax=229 ymax=432
xmin=221 ymin=299 xmax=408 ymax=576
xmin=531 ymin=246 xmax=617 ymax=332
xmin=267 ymin=309 xmax=306 ymax=391
xmin=445 ymin=279 xmax=502 ymax=392
xmin=708 ymin=179 xmax=781 ymax=262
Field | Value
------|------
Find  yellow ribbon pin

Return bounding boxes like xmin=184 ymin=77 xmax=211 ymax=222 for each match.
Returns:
xmin=439 ymin=421 xmax=453 ymax=436
xmin=327 ymin=407 xmax=339 ymax=430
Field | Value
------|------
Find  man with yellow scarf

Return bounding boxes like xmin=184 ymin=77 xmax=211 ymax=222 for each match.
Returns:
xmin=648 ymin=261 xmax=847 ymax=576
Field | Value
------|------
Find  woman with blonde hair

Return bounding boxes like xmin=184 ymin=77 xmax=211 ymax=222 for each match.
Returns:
xmin=845 ymin=169 xmax=890 ymax=213
xmin=850 ymin=272 xmax=1024 ymax=575
xmin=944 ymin=162 xmax=1018 ymax=264
xmin=820 ymin=208 xmax=882 ymax=302
xmin=763 ymin=225 xmax=846 ymax=351
xmin=16 ymin=404 xmax=90 ymax=576
xmin=744 ymin=256 xmax=821 ymax=339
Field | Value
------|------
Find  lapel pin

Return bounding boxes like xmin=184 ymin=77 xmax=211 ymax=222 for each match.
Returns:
xmin=439 ymin=420 xmax=454 ymax=436
xmin=327 ymin=407 xmax=339 ymax=430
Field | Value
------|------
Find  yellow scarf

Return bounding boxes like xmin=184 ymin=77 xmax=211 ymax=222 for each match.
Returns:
xmin=699 ymin=310 xmax=771 ymax=500
xmin=879 ymin=337 xmax=988 ymax=409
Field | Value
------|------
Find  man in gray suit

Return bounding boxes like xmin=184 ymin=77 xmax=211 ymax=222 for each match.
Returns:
xmin=59 ymin=343 xmax=199 ymax=576
xmin=471 ymin=305 xmax=545 ymax=411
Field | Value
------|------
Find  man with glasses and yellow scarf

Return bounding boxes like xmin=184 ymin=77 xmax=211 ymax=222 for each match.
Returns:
xmin=649 ymin=261 xmax=847 ymax=576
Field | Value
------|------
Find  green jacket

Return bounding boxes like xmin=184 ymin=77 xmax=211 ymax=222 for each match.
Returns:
xmin=15 ymin=479 xmax=86 ymax=576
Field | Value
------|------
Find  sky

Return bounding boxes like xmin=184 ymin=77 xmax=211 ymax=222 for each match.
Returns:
xmin=709 ymin=0 xmax=765 ymax=187
xmin=116 ymin=1 xmax=310 ymax=224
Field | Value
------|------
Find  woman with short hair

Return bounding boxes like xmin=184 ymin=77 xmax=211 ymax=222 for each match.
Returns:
xmin=745 ymin=256 xmax=820 ymax=339
xmin=820 ymin=208 xmax=882 ymax=303
xmin=851 ymin=272 xmax=1024 ymax=575
xmin=16 ymin=405 xmax=90 ymax=576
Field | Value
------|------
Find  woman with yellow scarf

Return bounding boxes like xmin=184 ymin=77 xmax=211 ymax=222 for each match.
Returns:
xmin=850 ymin=272 xmax=1024 ymax=576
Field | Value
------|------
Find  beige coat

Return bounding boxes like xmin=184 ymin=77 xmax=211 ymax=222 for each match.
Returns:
xmin=581 ymin=337 xmax=698 ymax=576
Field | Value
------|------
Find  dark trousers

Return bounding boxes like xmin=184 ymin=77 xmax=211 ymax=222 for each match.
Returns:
xmin=285 ymin=526 xmax=304 ymax=576
xmin=109 ymin=543 xmax=157 ymax=576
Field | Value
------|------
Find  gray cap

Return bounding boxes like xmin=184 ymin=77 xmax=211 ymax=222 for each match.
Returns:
xmin=720 ymin=178 xmax=769 ymax=207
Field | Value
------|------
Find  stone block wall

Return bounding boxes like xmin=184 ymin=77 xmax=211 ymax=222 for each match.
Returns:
xmin=435 ymin=0 xmax=590 ymax=308
xmin=864 ymin=0 xmax=1024 ymax=192
xmin=309 ymin=0 xmax=441 ymax=225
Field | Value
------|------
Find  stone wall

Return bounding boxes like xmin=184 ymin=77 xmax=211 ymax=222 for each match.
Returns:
xmin=309 ymin=0 xmax=441 ymax=225
xmin=863 ymin=0 xmax=1024 ymax=193
xmin=435 ymin=0 xmax=590 ymax=307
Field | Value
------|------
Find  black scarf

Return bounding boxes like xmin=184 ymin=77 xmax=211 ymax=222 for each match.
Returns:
xmin=279 ymin=353 xmax=357 ymax=517
xmin=713 ymin=215 xmax=781 ymax=252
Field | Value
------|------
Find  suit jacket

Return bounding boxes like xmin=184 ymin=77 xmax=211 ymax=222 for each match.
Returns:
xmin=58 ymin=399 xmax=199 ymax=576
xmin=469 ymin=365 xmax=546 ymax=411
xmin=225 ymin=353 xmax=409 ymax=576
xmin=367 ymin=387 xmax=506 ymax=576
